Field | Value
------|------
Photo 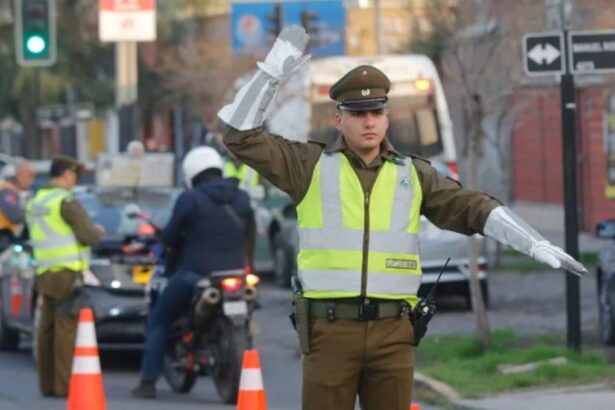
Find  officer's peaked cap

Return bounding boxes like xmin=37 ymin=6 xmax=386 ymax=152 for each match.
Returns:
xmin=329 ymin=65 xmax=391 ymax=111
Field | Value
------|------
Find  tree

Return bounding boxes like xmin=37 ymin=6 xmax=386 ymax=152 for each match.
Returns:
xmin=409 ymin=0 xmax=524 ymax=348
xmin=0 ymin=0 xmax=115 ymax=157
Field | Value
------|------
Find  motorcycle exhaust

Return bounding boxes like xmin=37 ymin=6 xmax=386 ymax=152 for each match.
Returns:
xmin=244 ymin=285 xmax=258 ymax=301
xmin=200 ymin=287 xmax=221 ymax=305
xmin=195 ymin=287 xmax=221 ymax=321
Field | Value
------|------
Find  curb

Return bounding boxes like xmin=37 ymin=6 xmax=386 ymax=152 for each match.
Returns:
xmin=414 ymin=372 xmax=461 ymax=402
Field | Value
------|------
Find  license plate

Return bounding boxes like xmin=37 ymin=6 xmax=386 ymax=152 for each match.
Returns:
xmin=132 ymin=265 xmax=154 ymax=285
xmin=223 ymin=300 xmax=248 ymax=316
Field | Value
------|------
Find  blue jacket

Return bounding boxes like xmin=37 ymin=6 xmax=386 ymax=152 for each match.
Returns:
xmin=162 ymin=178 xmax=253 ymax=276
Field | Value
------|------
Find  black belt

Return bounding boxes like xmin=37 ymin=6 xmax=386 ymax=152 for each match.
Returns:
xmin=309 ymin=299 xmax=410 ymax=321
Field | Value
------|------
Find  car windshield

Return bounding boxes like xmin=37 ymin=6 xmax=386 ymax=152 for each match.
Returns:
xmin=75 ymin=188 xmax=179 ymax=239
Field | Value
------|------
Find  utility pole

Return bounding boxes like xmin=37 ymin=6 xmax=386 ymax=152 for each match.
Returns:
xmin=558 ymin=0 xmax=581 ymax=352
xmin=374 ymin=0 xmax=382 ymax=55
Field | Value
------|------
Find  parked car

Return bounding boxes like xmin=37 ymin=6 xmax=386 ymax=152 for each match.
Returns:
xmin=595 ymin=219 xmax=615 ymax=345
xmin=0 ymin=185 xmax=180 ymax=350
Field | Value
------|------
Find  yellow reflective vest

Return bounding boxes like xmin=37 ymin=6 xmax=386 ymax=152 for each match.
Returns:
xmin=224 ymin=161 xmax=259 ymax=188
xmin=26 ymin=187 xmax=90 ymax=275
xmin=296 ymin=153 xmax=423 ymax=305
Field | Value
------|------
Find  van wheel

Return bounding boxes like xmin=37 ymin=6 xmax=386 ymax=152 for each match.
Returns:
xmin=464 ymin=280 xmax=490 ymax=311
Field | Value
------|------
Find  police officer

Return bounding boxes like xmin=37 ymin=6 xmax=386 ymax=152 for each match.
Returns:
xmin=131 ymin=146 xmax=255 ymax=398
xmin=26 ymin=155 xmax=104 ymax=397
xmin=0 ymin=159 xmax=35 ymax=249
xmin=224 ymin=155 xmax=260 ymax=189
xmin=218 ymin=27 xmax=587 ymax=410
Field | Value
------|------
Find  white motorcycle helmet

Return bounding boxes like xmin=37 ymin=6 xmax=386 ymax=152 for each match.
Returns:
xmin=182 ymin=146 xmax=224 ymax=188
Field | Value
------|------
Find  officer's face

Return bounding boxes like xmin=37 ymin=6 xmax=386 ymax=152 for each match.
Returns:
xmin=336 ymin=108 xmax=389 ymax=154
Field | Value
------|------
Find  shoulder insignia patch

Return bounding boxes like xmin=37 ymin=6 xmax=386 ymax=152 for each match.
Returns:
xmin=391 ymin=154 xmax=406 ymax=166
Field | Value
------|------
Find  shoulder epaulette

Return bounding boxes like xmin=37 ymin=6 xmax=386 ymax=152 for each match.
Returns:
xmin=409 ymin=154 xmax=432 ymax=165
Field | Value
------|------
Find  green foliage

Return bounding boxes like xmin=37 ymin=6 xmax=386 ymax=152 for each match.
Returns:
xmin=0 ymin=0 xmax=115 ymax=121
xmin=416 ymin=330 xmax=615 ymax=398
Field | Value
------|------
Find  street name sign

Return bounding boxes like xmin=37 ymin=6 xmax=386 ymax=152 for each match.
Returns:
xmin=99 ymin=0 xmax=156 ymax=42
xmin=523 ymin=32 xmax=564 ymax=75
xmin=569 ymin=30 xmax=615 ymax=74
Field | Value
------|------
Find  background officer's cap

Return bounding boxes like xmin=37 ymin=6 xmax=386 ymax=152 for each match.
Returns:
xmin=329 ymin=65 xmax=391 ymax=111
xmin=50 ymin=155 xmax=83 ymax=178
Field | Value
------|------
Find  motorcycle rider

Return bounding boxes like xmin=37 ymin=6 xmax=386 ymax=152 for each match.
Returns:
xmin=131 ymin=146 xmax=255 ymax=398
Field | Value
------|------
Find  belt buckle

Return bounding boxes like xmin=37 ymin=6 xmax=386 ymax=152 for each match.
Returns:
xmin=359 ymin=300 xmax=378 ymax=321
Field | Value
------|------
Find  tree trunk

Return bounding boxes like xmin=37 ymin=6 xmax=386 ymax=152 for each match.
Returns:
xmin=468 ymin=124 xmax=491 ymax=348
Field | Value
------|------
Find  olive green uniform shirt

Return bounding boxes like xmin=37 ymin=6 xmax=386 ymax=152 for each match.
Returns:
xmin=223 ymin=127 xmax=502 ymax=236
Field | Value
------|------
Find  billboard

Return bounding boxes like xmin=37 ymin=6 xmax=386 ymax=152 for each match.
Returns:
xmin=231 ymin=0 xmax=345 ymax=57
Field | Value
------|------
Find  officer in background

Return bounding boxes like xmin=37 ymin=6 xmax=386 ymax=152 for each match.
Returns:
xmin=26 ymin=155 xmax=104 ymax=397
xmin=218 ymin=27 xmax=587 ymax=410
xmin=0 ymin=159 xmax=35 ymax=249
xmin=224 ymin=155 xmax=260 ymax=190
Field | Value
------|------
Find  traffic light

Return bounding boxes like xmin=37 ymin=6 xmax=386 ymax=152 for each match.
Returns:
xmin=300 ymin=10 xmax=319 ymax=49
xmin=267 ymin=3 xmax=283 ymax=39
xmin=14 ymin=0 xmax=57 ymax=67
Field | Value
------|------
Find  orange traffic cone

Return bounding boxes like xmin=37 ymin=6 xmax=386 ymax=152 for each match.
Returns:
xmin=67 ymin=308 xmax=106 ymax=410
xmin=10 ymin=276 xmax=22 ymax=317
xmin=236 ymin=350 xmax=267 ymax=410
xmin=410 ymin=404 xmax=420 ymax=410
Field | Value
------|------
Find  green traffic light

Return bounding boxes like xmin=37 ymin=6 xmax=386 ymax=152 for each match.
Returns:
xmin=26 ymin=35 xmax=47 ymax=54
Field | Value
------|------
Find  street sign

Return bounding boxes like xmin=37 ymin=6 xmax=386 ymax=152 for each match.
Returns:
xmin=569 ymin=30 xmax=615 ymax=74
xmin=523 ymin=32 xmax=564 ymax=75
xmin=98 ymin=0 xmax=156 ymax=42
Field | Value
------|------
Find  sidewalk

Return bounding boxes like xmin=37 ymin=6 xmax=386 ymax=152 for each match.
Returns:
xmin=510 ymin=201 xmax=607 ymax=252
xmin=455 ymin=383 xmax=615 ymax=410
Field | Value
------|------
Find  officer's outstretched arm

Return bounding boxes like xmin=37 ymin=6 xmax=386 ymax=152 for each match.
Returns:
xmin=483 ymin=206 xmax=587 ymax=276
xmin=218 ymin=26 xmax=310 ymax=130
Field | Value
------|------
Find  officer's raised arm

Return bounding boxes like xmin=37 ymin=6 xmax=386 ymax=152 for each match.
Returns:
xmin=218 ymin=26 xmax=321 ymax=202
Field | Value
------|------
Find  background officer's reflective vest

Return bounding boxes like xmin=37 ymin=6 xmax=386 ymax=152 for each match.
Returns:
xmin=26 ymin=188 xmax=90 ymax=275
xmin=0 ymin=180 xmax=21 ymax=234
xmin=224 ymin=161 xmax=259 ymax=188
xmin=296 ymin=153 xmax=423 ymax=304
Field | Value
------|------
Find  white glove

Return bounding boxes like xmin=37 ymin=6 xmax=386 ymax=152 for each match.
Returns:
xmin=218 ymin=26 xmax=310 ymax=130
xmin=484 ymin=206 xmax=587 ymax=276
xmin=529 ymin=240 xmax=587 ymax=276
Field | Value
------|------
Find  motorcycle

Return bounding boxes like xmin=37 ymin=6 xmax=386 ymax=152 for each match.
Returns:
xmin=132 ymin=212 xmax=260 ymax=403
xmin=161 ymin=269 xmax=259 ymax=403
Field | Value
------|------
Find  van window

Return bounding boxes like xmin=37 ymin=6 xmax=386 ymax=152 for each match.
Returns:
xmin=309 ymin=96 xmax=444 ymax=158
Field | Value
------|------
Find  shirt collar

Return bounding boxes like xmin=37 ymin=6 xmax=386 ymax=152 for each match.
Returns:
xmin=325 ymin=135 xmax=403 ymax=162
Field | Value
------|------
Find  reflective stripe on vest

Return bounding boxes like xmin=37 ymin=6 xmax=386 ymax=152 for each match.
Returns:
xmin=224 ymin=162 xmax=259 ymax=188
xmin=26 ymin=188 xmax=90 ymax=274
xmin=296 ymin=153 xmax=423 ymax=300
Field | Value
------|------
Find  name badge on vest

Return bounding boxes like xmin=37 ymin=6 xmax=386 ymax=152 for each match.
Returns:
xmin=386 ymin=258 xmax=418 ymax=270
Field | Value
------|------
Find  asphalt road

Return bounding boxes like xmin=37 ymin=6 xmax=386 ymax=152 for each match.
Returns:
xmin=0 ymin=269 xmax=607 ymax=410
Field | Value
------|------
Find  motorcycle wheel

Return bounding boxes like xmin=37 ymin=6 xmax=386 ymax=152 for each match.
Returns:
xmin=162 ymin=333 xmax=198 ymax=393
xmin=210 ymin=316 xmax=249 ymax=404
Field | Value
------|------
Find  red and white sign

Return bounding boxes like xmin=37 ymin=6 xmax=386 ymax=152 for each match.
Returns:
xmin=99 ymin=0 xmax=156 ymax=42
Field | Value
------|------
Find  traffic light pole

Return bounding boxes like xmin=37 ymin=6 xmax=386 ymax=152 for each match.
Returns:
xmin=560 ymin=30 xmax=582 ymax=352
xmin=116 ymin=41 xmax=138 ymax=151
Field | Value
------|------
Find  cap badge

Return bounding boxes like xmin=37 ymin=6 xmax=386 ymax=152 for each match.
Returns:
xmin=361 ymin=89 xmax=371 ymax=96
